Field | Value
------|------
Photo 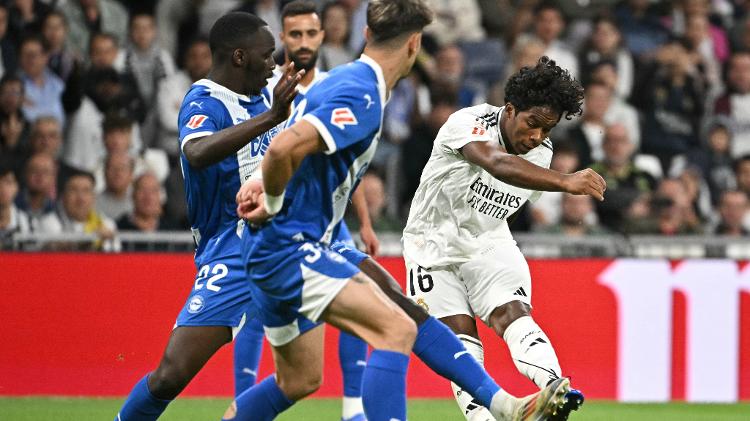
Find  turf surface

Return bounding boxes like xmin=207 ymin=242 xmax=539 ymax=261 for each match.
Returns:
xmin=1 ymin=397 xmax=748 ymax=420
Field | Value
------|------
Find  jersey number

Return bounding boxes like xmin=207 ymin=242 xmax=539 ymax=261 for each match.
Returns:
xmin=194 ymin=263 xmax=228 ymax=292
xmin=299 ymin=243 xmax=322 ymax=263
xmin=409 ymin=266 xmax=434 ymax=295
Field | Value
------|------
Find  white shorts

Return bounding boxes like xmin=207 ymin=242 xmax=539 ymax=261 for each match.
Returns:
xmin=404 ymin=243 xmax=532 ymax=324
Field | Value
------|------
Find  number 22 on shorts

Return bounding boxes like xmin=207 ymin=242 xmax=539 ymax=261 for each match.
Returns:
xmin=194 ymin=263 xmax=228 ymax=292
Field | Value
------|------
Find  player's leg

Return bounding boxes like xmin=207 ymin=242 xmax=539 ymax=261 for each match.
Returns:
xmin=338 ymin=331 xmax=367 ymax=421
xmin=322 ymin=272 xmax=417 ymax=421
xmin=233 ymin=315 xmax=265 ymax=396
xmin=224 ymin=325 xmax=325 ymax=421
xmin=462 ymin=245 xmax=580 ymax=419
xmin=117 ymin=326 xmax=231 ymax=421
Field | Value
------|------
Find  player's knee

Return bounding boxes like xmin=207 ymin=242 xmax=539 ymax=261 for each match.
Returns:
xmin=276 ymin=371 xmax=322 ymax=400
xmin=149 ymin=361 xmax=193 ymax=399
xmin=378 ymin=311 xmax=417 ymax=353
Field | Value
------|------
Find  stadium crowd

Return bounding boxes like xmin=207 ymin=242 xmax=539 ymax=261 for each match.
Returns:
xmin=1 ymin=0 xmax=750 ymax=251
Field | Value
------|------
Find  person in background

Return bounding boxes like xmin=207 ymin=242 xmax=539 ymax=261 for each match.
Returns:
xmin=124 ymin=13 xmax=176 ymax=147
xmin=18 ymin=35 xmax=65 ymax=125
xmin=7 ymin=0 xmax=52 ymax=47
xmin=713 ymin=190 xmax=749 ymax=236
xmin=62 ymin=0 xmax=128 ymax=57
xmin=591 ymin=123 xmax=657 ymax=232
xmin=714 ymin=51 xmax=750 ymax=158
xmin=42 ymin=11 xmax=79 ymax=83
xmin=525 ymin=1 xmax=579 ymax=78
xmin=97 ymin=152 xmax=134 ymax=221
xmin=627 ymin=178 xmax=703 ymax=235
xmin=578 ymin=14 xmax=634 ymax=100
xmin=530 ymin=140 xmax=580 ymax=229
xmin=423 ymin=0 xmax=485 ymax=47
xmin=0 ymin=164 xmax=32 ymax=249
xmin=540 ymin=193 xmax=608 ymax=236
xmin=433 ymin=44 xmax=485 ymax=108
xmin=565 ymin=80 xmax=611 ymax=168
xmin=38 ymin=169 xmax=119 ymax=251
xmin=488 ymin=36 xmax=546 ymax=106
xmin=117 ymin=172 xmax=174 ymax=233
xmin=0 ymin=74 xmax=30 ymax=177
xmin=88 ymin=31 xmax=125 ymax=71
xmin=318 ymin=0 xmax=355 ymax=71
xmin=15 ymin=152 xmax=56 ymax=222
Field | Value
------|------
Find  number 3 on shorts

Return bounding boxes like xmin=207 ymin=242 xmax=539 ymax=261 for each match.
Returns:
xmin=409 ymin=266 xmax=434 ymax=295
xmin=194 ymin=263 xmax=228 ymax=292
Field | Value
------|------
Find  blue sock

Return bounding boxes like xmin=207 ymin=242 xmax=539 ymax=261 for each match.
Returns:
xmin=361 ymin=350 xmax=409 ymax=421
xmin=233 ymin=316 xmax=265 ymax=397
xmin=338 ymin=331 xmax=368 ymax=398
xmin=412 ymin=317 xmax=500 ymax=408
xmin=115 ymin=374 xmax=171 ymax=421
xmin=228 ymin=375 xmax=294 ymax=421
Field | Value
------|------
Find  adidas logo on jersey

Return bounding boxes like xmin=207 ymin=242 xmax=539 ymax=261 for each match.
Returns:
xmin=513 ymin=287 xmax=528 ymax=297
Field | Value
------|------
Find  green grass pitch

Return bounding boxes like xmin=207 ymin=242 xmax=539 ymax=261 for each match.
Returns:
xmin=1 ymin=397 xmax=748 ymax=420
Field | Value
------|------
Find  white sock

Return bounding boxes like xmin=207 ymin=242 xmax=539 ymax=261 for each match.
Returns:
xmin=503 ymin=316 xmax=562 ymax=389
xmin=450 ymin=334 xmax=496 ymax=421
xmin=342 ymin=396 xmax=364 ymax=420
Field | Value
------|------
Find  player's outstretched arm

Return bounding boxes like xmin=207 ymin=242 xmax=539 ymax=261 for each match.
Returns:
xmin=351 ymin=186 xmax=379 ymax=256
xmin=461 ymin=141 xmax=607 ymax=201
xmin=182 ymin=65 xmax=304 ymax=169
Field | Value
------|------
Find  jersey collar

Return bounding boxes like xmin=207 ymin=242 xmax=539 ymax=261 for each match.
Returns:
xmin=195 ymin=78 xmax=262 ymax=104
xmin=358 ymin=54 xmax=387 ymax=106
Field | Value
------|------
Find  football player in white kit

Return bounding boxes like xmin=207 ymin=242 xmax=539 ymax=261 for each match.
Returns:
xmin=402 ymin=56 xmax=606 ymax=421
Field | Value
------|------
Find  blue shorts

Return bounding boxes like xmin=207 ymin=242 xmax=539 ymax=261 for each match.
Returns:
xmin=175 ymin=225 xmax=256 ymax=338
xmin=243 ymin=234 xmax=362 ymax=346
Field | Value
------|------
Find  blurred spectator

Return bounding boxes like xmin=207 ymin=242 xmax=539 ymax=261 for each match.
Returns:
xmin=734 ymin=155 xmax=750 ymax=198
xmin=714 ymin=51 xmax=750 ymax=158
xmin=423 ymin=0 xmax=485 ymax=47
xmin=565 ymin=80 xmax=610 ymax=168
xmin=579 ymin=15 xmax=634 ymax=99
xmin=90 ymin=114 xmax=168 ymax=192
xmin=677 ymin=164 xmax=713 ymax=221
xmin=26 ymin=116 xmax=75 ymax=184
xmin=97 ymin=152 xmax=133 ymax=221
xmin=591 ymin=123 xmax=657 ymax=232
xmin=42 ymin=11 xmax=78 ymax=83
xmin=685 ymin=117 xmax=737 ymax=203
xmin=157 ymin=37 xmax=210 ymax=157
xmin=627 ymin=178 xmax=703 ymax=235
xmin=237 ymin=0 xmax=282 ymax=50
xmin=0 ymin=74 xmax=30 ymax=176
xmin=318 ymin=1 xmax=355 ymax=71
xmin=15 ymin=152 xmax=56 ymax=221
xmin=638 ymin=40 xmax=704 ymax=174
xmin=400 ymin=95 xmax=457 ymax=212
xmin=88 ymin=32 xmax=125 ymax=71
xmin=342 ymin=0 xmax=368 ymax=53
xmin=589 ymin=61 xmax=641 ymax=147
xmin=0 ymin=164 xmax=32 ymax=249
xmin=433 ymin=44 xmax=485 ymax=108
xmin=62 ymin=0 xmax=129 ymax=58
xmin=155 ymin=0 xmax=202 ymax=59
xmin=7 ymin=0 xmax=52 ymax=47
xmin=614 ymin=0 xmax=670 ymax=57
xmin=683 ymin=13 xmax=723 ymax=99
xmin=124 ymin=13 xmax=176 ymax=147
xmin=0 ymin=4 xmax=18 ymax=78
xmin=117 ymin=172 xmax=175 ymax=233
xmin=62 ymin=69 xmax=145 ymax=173
xmin=530 ymin=140 xmax=580 ymax=228
xmin=664 ymin=0 xmax=730 ymax=63
xmin=731 ymin=15 xmax=750 ymax=52
xmin=521 ymin=1 xmax=579 ymax=78
xmin=18 ymin=36 xmax=65 ymax=125
xmin=713 ymin=190 xmax=749 ymax=236
xmin=38 ymin=170 xmax=119 ymax=251
xmin=540 ymin=193 xmax=608 ymax=236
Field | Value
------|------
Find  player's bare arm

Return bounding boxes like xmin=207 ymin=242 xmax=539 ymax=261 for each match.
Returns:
xmin=351 ymin=186 xmax=380 ymax=256
xmin=461 ymin=140 xmax=607 ymax=201
xmin=182 ymin=64 xmax=305 ymax=169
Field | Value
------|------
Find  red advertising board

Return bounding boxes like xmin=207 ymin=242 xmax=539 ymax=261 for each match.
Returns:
xmin=0 ymin=254 xmax=748 ymax=401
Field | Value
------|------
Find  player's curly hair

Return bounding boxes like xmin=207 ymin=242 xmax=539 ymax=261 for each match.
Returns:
xmin=504 ymin=56 xmax=584 ymax=120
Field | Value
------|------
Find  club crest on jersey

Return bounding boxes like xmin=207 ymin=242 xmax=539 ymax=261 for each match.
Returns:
xmin=331 ymin=107 xmax=357 ymax=130
xmin=187 ymin=295 xmax=205 ymax=313
xmin=186 ymin=114 xmax=208 ymax=129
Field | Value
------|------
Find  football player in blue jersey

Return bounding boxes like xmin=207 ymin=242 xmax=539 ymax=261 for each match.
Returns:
xmin=114 ymin=12 xmax=304 ymax=421
xmin=227 ymin=1 xmax=570 ymax=421
xmin=232 ymin=3 xmax=374 ymax=421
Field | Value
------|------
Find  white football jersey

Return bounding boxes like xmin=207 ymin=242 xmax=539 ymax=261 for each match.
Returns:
xmin=402 ymin=104 xmax=553 ymax=268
